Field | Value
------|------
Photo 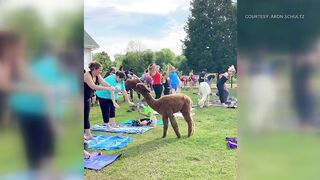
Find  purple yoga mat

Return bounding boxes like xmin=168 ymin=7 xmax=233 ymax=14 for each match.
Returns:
xmin=84 ymin=152 xmax=122 ymax=170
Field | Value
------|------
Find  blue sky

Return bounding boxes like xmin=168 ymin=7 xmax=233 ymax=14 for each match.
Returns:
xmin=84 ymin=0 xmax=191 ymax=60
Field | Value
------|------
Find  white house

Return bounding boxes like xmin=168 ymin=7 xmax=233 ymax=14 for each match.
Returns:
xmin=84 ymin=30 xmax=100 ymax=71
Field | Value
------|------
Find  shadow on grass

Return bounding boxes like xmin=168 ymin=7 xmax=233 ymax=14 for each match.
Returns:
xmin=116 ymin=136 xmax=189 ymax=159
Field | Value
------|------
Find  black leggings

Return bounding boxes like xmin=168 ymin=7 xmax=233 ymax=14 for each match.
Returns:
xmin=84 ymin=98 xmax=91 ymax=129
xmin=98 ymin=97 xmax=115 ymax=123
xmin=218 ymin=88 xmax=229 ymax=103
xmin=18 ymin=114 xmax=54 ymax=170
xmin=163 ymin=88 xmax=170 ymax=95
xmin=153 ymin=84 xmax=163 ymax=99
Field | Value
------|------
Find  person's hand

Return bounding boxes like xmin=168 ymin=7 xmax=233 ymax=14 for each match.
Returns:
xmin=108 ymin=86 xmax=115 ymax=91
xmin=113 ymin=102 xmax=120 ymax=108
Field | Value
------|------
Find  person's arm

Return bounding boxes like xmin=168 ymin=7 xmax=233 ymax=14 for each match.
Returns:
xmin=98 ymin=75 xmax=119 ymax=107
xmin=162 ymin=77 xmax=166 ymax=84
xmin=138 ymin=109 xmax=148 ymax=116
xmin=122 ymin=90 xmax=134 ymax=105
xmin=121 ymin=81 xmax=134 ymax=105
xmin=84 ymin=73 xmax=114 ymax=91
xmin=149 ymin=70 xmax=156 ymax=77
xmin=175 ymin=73 xmax=181 ymax=84
xmin=223 ymin=72 xmax=229 ymax=79
xmin=138 ymin=109 xmax=151 ymax=117
xmin=110 ymin=91 xmax=119 ymax=108
xmin=132 ymin=74 xmax=139 ymax=79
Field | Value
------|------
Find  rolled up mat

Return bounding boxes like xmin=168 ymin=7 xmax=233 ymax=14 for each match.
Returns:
xmin=226 ymin=137 xmax=237 ymax=149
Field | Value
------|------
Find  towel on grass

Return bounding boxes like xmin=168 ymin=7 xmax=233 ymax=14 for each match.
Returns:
xmin=91 ymin=124 xmax=153 ymax=134
xmin=84 ymin=152 xmax=122 ymax=170
xmin=87 ymin=134 xmax=133 ymax=150
xmin=209 ymin=99 xmax=237 ymax=108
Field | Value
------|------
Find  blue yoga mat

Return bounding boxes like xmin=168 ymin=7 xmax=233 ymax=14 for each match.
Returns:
xmin=87 ymin=134 xmax=133 ymax=150
xmin=84 ymin=152 xmax=122 ymax=170
xmin=91 ymin=124 xmax=154 ymax=134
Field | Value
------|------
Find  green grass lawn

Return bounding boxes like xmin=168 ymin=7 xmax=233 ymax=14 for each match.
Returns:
xmin=85 ymin=88 xmax=237 ymax=179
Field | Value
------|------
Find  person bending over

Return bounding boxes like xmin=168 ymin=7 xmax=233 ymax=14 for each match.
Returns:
xmin=216 ymin=65 xmax=236 ymax=107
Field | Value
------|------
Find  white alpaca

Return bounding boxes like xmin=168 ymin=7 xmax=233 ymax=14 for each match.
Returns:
xmin=198 ymin=82 xmax=211 ymax=108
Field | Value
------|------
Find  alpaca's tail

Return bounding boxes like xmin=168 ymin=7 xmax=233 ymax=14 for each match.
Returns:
xmin=183 ymin=95 xmax=192 ymax=111
xmin=182 ymin=95 xmax=195 ymax=137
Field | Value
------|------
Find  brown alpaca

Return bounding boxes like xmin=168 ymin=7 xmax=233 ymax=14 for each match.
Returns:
xmin=135 ymin=83 xmax=195 ymax=138
xmin=125 ymin=78 xmax=142 ymax=101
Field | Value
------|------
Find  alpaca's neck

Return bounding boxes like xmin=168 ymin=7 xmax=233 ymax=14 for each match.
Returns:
xmin=143 ymin=93 xmax=158 ymax=111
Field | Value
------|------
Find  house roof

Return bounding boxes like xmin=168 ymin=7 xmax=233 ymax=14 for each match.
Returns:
xmin=84 ymin=30 xmax=100 ymax=50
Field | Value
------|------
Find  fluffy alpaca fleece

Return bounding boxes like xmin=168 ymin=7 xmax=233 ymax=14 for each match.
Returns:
xmin=125 ymin=78 xmax=142 ymax=101
xmin=198 ymin=82 xmax=211 ymax=108
xmin=135 ymin=83 xmax=195 ymax=138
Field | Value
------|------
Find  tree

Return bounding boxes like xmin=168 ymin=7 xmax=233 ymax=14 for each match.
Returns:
xmin=176 ymin=55 xmax=189 ymax=74
xmin=121 ymin=52 xmax=146 ymax=75
xmin=142 ymin=49 xmax=155 ymax=67
xmin=126 ymin=40 xmax=146 ymax=53
xmin=113 ymin=54 xmax=125 ymax=68
xmin=93 ymin=51 xmax=112 ymax=72
xmin=155 ymin=48 xmax=176 ymax=69
xmin=183 ymin=0 xmax=237 ymax=73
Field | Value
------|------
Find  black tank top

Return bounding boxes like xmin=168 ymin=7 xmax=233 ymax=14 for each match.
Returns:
xmin=216 ymin=75 xmax=228 ymax=90
xmin=163 ymin=78 xmax=170 ymax=89
xmin=84 ymin=71 xmax=99 ymax=100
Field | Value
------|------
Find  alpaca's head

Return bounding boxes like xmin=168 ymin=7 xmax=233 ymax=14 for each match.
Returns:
xmin=126 ymin=78 xmax=142 ymax=91
xmin=135 ymin=83 xmax=150 ymax=94
xmin=132 ymin=79 xmax=142 ymax=91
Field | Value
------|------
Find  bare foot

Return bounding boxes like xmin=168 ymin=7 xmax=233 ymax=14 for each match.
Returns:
xmin=222 ymin=103 xmax=229 ymax=108
xmin=105 ymin=124 xmax=114 ymax=129
xmin=84 ymin=134 xmax=95 ymax=140
xmin=84 ymin=150 xmax=91 ymax=159
xmin=110 ymin=123 xmax=119 ymax=128
xmin=152 ymin=119 xmax=157 ymax=127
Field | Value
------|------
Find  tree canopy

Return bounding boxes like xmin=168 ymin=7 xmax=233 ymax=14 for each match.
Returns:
xmin=183 ymin=0 xmax=237 ymax=73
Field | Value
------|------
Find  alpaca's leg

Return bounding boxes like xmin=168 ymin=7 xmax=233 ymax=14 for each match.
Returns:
xmin=169 ymin=114 xmax=181 ymax=138
xmin=182 ymin=111 xmax=195 ymax=137
xmin=130 ymin=89 xmax=134 ymax=102
xmin=162 ymin=116 xmax=169 ymax=138
xmin=199 ymin=95 xmax=206 ymax=108
xmin=205 ymin=95 xmax=210 ymax=107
